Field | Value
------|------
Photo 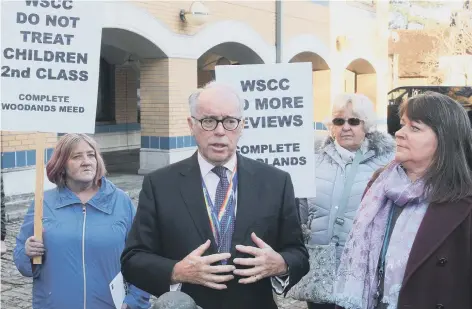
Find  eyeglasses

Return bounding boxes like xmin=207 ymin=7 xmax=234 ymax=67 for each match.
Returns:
xmin=332 ymin=117 xmax=362 ymax=126
xmin=192 ymin=116 xmax=242 ymax=131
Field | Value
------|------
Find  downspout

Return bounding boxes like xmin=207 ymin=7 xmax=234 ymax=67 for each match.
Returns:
xmin=276 ymin=0 xmax=283 ymax=63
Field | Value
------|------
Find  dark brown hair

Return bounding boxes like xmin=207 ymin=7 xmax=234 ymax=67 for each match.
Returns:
xmin=399 ymin=91 xmax=472 ymax=203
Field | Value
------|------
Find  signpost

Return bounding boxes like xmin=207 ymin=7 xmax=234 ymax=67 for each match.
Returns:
xmin=1 ymin=0 xmax=102 ymax=264
xmin=216 ymin=62 xmax=316 ymax=198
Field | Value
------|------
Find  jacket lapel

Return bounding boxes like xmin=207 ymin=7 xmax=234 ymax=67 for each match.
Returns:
xmin=402 ymin=196 xmax=472 ymax=285
xmin=179 ymin=152 xmax=218 ymax=254
xmin=229 ymin=154 xmax=258 ymax=260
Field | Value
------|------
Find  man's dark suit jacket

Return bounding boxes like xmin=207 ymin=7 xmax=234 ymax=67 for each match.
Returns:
xmin=121 ymin=152 xmax=309 ymax=309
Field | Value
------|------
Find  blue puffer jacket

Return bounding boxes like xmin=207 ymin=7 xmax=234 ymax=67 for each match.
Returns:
xmin=14 ymin=177 xmax=151 ymax=309
xmin=299 ymin=131 xmax=395 ymax=267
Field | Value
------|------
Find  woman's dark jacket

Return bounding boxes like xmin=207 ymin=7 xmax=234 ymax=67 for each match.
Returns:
xmin=355 ymin=170 xmax=472 ymax=309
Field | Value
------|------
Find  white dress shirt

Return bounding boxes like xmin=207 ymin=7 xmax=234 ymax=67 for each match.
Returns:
xmin=170 ymin=152 xmax=289 ymax=294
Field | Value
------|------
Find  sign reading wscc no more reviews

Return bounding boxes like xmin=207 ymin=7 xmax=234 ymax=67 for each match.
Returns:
xmin=216 ymin=63 xmax=316 ymax=198
xmin=1 ymin=0 xmax=102 ymax=133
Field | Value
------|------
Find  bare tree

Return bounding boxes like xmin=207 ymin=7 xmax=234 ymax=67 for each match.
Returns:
xmin=420 ymin=7 xmax=472 ymax=85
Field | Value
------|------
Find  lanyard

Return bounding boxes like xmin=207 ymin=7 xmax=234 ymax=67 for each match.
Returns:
xmin=379 ymin=206 xmax=395 ymax=275
xmin=373 ymin=205 xmax=396 ymax=308
xmin=202 ymin=165 xmax=238 ymax=248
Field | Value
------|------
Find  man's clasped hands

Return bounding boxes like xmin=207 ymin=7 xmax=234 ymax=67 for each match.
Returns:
xmin=170 ymin=232 xmax=288 ymax=289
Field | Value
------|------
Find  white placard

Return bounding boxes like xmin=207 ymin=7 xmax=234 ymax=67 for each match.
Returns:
xmin=1 ymin=0 xmax=102 ymax=133
xmin=216 ymin=63 xmax=316 ymax=198
xmin=109 ymin=272 xmax=126 ymax=309
xmin=0 ymin=0 xmax=3 ymax=138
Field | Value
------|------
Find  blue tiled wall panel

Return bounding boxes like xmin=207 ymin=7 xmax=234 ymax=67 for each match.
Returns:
xmin=16 ymin=151 xmax=26 ymax=168
xmin=59 ymin=123 xmax=141 ymax=136
xmin=141 ymin=136 xmax=197 ymax=150
xmin=159 ymin=137 xmax=170 ymax=150
xmin=141 ymin=136 xmax=150 ymax=149
xmin=95 ymin=123 xmax=141 ymax=134
xmin=1 ymin=148 xmax=55 ymax=169
xmin=313 ymin=122 xmax=328 ymax=131
xmin=315 ymin=122 xmax=328 ymax=131
xmin=1 ymin=153 xmax=15 ymax=169
xmin=142 ymin=127 xmax=330 ymax=151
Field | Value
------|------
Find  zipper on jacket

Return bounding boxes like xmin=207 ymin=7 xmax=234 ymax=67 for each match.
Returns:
xmin=82 ymin=204 xmax=87 ymax=309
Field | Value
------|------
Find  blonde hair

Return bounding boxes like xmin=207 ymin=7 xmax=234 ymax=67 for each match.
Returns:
xmin=46 ymin=134 xmax=106 ymax=188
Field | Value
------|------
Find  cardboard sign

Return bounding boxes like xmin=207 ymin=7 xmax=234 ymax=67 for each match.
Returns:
xmin=1 ymin=0 xmax=102 ymax=133
xmin=216 ymin=62 xmax=316 ymax=198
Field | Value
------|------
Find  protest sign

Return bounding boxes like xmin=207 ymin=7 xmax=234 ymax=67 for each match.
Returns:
xmin=1 ymin=0 xmax=102 ymax=133
xmin=216 ymin=62 xmax=316 ymax=198
xmin=1 ymin=0 xmax=102 ymax=264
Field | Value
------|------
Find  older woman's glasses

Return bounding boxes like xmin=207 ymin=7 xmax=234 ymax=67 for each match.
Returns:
xmin=332 ymin=118 xmax=361 ymax=126
xmin=192 ymin=116 xmax=242 ymax=131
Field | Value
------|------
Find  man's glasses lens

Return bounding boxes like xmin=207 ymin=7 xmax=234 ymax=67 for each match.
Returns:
xmin=199 ymin=117 xmax=240 ymax=131
xmin=332 ymin=118 xmax=361 ymax=126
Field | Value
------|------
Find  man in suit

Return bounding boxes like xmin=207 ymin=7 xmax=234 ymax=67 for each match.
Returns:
xmin=121 ymin=81 xmax=309 ymax=309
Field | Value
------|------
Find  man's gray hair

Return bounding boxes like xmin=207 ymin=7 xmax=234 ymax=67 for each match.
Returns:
xmin=188 ymin=80 xmax=245 ymax=117
xmin=326 ymin=93 xmax=378 ymax=132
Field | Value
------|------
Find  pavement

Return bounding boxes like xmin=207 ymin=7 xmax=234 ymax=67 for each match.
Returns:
xmin=1 ymin=173 xmax=307 ymax=309
xmin=1 ymin=220 xmax=33 ymax=309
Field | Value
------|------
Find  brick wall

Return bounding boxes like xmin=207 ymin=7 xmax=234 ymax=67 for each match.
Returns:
xmin=283 ymin=1 xmax=330 ymax=48
xmin=357 ymin=73 xmax=378 ymax=110
xmin=1 ymin=132 xmax=56 ymax=153
xmin=140 ymin=58 xmax=197 ymax=138
xmin=115 ymin=66 xmax=138 ymax=124
xmin=313 ymin=70 xmax=331 ymax=122
xmin=132 ymin=1 xmax=276 ymax=46
xmin=1 ymin=131 xmax=57 ymax=170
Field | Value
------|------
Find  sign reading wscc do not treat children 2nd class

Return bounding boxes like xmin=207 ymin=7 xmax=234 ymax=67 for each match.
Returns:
xmin=216 ymin=62 xmax=316 ymax=198
xmin=1 ymin=0 xmax=102 ymax=133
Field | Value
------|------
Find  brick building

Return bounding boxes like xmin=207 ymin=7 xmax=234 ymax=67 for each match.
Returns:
xmin=1 ymin=0 xmax=389 ymax=198
xmin=388 ymin=30 xmax=440 ymax=88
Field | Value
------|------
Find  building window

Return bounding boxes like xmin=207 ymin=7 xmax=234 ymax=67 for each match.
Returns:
xmin=96 ymin=58 xmax=115 ymax=123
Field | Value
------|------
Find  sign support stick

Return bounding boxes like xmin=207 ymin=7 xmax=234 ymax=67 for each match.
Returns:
xmin=33 ymin=132 xmax=46 ymax=265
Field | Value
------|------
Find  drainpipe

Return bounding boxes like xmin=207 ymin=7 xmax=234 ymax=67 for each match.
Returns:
xmin=276 ymin=0 xmax=283 ymax=63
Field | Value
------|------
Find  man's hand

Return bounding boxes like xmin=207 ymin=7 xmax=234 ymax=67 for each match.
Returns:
xmin=233 ymin=232 xmax=288 ymax=284
xmin=171 ymin=240 xmax=235 ymax=290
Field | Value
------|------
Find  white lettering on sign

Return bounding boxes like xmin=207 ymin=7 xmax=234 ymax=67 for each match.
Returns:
xmin=1 ymin=0 xmax=102 ymax=133
xmin=216 ymin=63 xmax=316 ymax=198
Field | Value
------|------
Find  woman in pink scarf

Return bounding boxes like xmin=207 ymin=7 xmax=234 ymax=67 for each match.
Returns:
xmin=335 ymin=92 xmax=472 ymax=309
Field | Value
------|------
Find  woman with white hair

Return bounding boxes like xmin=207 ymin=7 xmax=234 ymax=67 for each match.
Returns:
xmin=297 ymin=93 xmax=395 ymax=309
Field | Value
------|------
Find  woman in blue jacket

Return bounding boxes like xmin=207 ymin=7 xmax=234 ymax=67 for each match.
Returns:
xmin=14 ymin=133 xmax=151 ymax=309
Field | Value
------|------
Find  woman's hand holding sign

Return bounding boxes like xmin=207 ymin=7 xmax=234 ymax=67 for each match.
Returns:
xmin=233 ymin=232 xmax=288 ymax=283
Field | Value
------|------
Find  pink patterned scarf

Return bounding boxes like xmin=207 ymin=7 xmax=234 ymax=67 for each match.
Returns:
xmin=334 ymin=162 xmax=429 ymax=309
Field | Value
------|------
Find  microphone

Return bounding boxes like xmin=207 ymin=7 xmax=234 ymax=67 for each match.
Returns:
xmin=151 ymin=291 xmax=203 ymax=309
